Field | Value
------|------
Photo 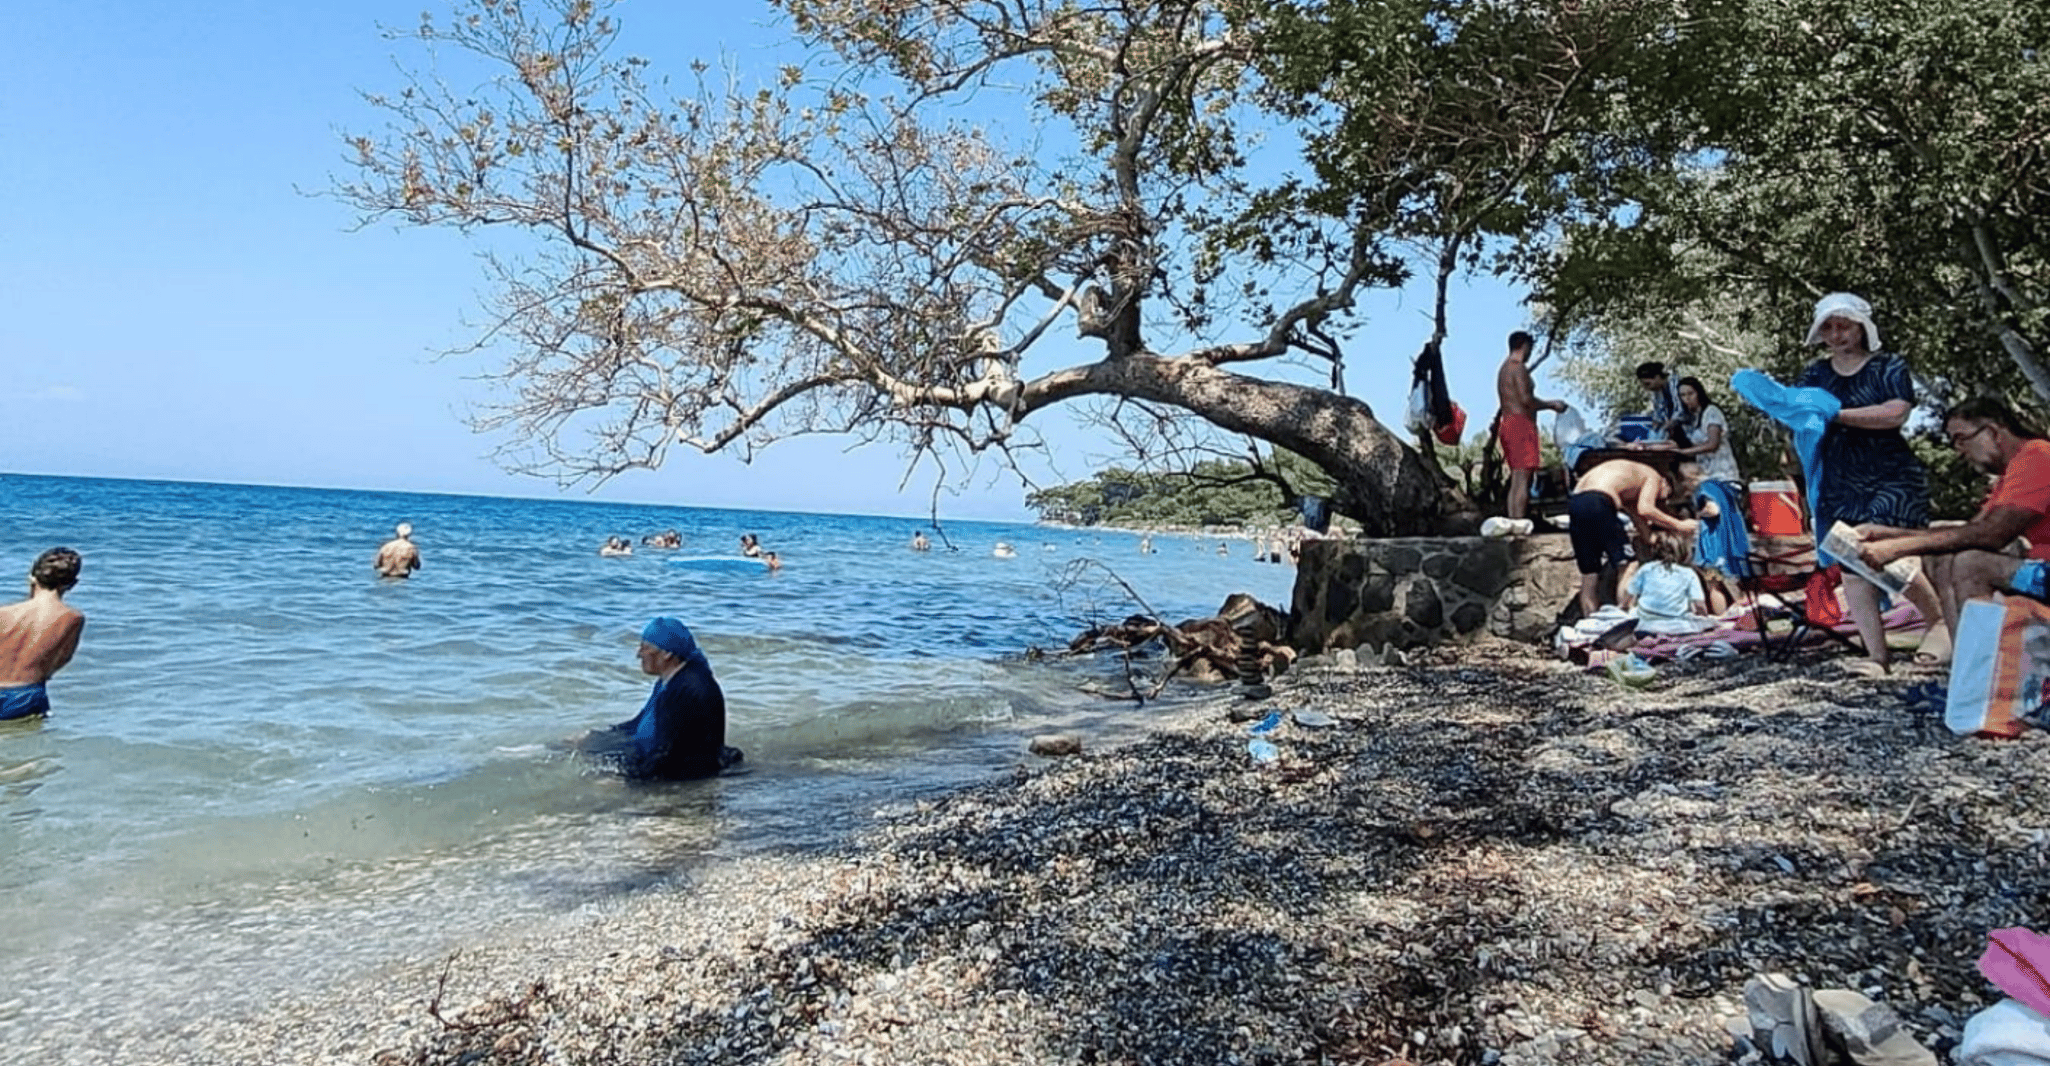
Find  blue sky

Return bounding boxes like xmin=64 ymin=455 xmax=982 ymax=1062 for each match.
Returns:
xmin=2 ymin=0 xmax=1547 ymax=522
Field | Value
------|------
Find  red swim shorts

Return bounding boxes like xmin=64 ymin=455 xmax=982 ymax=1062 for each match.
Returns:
xmin=1499 ymin=411 xmax=1541 ymax=471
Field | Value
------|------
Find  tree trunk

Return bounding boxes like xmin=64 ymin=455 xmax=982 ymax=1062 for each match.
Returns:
xmin=1020 ymin=356 xmax=1476 ymax=536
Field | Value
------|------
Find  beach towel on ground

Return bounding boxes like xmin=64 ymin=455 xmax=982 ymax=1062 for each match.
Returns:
xmin=1946 ymin=596 xmax=2050 ymax=738
xmin=1731 ymin=369 xmax=1841 ymax=558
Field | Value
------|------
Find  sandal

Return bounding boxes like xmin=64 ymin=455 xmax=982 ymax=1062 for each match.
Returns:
xmin=1913 ymin=621 xmax=1953 ymax=667
xmin=1843 ymin=658 xmax=1890 ymax=680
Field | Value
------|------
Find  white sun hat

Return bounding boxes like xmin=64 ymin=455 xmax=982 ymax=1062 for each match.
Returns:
xmin=1804 ymin=291 xmax=1882 ymax=351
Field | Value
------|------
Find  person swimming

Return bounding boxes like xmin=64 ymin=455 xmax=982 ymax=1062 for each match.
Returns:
xmin=910 ymin=530 xmax=930 ymax=552
xmin=574 ymin=617 xmax=742 ymax=780
xmin=739 ymin=533 xmax=763 ymax=558
xmin=374 ymin=523 xmax=421 ymax=579
xmin=600 ymin=535 xmax=633 ymax=557
xmin=762 ymin=551 xmax=783 ymax=572
xmin=992 ymin=542 xmax=1018 ymax=558
xmin=0 ymin=548 xmax=86 ymax=722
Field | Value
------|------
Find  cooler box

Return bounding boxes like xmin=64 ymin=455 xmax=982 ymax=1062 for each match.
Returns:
xmin=1615 ymin=415 xmax=1655 ymax=443
xmin=1748 ymin=480 xmax=1805 ymax=537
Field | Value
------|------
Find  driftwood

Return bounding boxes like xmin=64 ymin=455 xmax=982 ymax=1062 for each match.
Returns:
xmin=1068 ymin=593 xmax=1295 ymax=684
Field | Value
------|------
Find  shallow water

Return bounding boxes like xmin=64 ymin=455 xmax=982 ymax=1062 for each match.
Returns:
xmin=0 ymin=473 xmax=1294 ymax=1040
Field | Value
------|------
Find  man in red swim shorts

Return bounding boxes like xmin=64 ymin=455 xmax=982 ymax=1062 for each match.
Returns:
xmin=1495 ymin=330 xmax=1567 ymax=520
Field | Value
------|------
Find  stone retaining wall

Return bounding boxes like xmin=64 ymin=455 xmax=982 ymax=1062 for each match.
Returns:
xmin=1290 ymin=534 xmax=1582 ymax=652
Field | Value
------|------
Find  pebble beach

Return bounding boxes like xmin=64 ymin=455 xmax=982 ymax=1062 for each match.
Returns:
xmin=46 ymin=641 xmax=2048 ymax=1066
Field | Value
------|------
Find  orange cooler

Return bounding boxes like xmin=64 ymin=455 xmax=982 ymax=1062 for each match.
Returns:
xmin=1747 ymin=480 xmax=1805 ymax=536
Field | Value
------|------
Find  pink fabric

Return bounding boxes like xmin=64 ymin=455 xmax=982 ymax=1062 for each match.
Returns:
xmin=1981 ymin=928 xmax=2050 ymax=1019
xmin=1584 ymin=601 xmax=1923 ymax=670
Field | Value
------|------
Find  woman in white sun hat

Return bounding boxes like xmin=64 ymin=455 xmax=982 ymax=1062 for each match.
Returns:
xmin=1797 ymin=292 xmax=1932 ymax=676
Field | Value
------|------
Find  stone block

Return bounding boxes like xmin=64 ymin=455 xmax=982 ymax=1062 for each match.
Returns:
xmin=1291 ymin=533 xmax=1587 ymax=652
xmin=1451 ymin=538 xmax=1517 ymax=598
xmin=1404 ymin=581 xmax=1444 ymax=630
xmin=1360 ymin=574 xmax=1396 ymax=613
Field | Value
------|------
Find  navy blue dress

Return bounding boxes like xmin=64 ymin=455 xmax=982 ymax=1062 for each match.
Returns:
xmin=1797 ymin=353 xmax=1928 ymax=532
xmin=607 ymin=661 xmax=730 ymax=780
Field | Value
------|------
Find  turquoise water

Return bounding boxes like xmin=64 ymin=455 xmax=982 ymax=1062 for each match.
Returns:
xmin=0 ymin=474 xmax=1293 ymax=1041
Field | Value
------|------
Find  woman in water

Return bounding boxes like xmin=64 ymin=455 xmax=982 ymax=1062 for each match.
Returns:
xmin=577 ymin=617 xmax=741 ymax=780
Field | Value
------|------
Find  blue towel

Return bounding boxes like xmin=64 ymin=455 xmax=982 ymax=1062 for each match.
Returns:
xmin=1730 ymin=369 xmax=1841 ymax=557
xmin=1692 ymin=479 xmax=1752 ymax=578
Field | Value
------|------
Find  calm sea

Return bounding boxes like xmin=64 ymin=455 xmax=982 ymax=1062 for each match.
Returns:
xmin=0 ymin=473 xmax=1293 ymax=1042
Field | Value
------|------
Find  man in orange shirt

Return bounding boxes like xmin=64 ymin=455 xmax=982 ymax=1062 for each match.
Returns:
xmin=1859 ymin=397 xmax=2050 ymax=664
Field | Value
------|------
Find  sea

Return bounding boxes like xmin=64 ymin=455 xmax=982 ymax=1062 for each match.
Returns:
xmin=0 ymin=473 xmax=1295 ymax=1041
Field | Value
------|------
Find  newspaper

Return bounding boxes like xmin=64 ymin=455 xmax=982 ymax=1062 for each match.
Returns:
xmin=1821 ymin=521 xmax=1922 ymax=597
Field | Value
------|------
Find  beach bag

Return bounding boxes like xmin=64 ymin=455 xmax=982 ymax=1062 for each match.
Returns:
xmin=1552 ymin=406 xmax=1586 ymax=451
xmin=1946 ymin=597 xmax=2050 ymax=738
xmin=1405 ymin=381 xmax=1432 ymax=435
xmin=1803 ymin=568 xmax=1846 ymax=628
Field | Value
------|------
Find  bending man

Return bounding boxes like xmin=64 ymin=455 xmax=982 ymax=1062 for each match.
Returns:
xmin=583 ymin=617 xmax=741 ymax=780
xmin=0 ymin=548 xmax=87 ymax=721
xmin=1569 ymin=459 xmax=1701 ymax=614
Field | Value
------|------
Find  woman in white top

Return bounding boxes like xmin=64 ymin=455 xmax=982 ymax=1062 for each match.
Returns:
xmin=1672 ymin=376 xmax=1741 ymax=487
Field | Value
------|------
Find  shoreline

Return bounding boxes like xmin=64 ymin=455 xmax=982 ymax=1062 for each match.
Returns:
xmin=46 ymin=641 xmax=2048 ymax=1065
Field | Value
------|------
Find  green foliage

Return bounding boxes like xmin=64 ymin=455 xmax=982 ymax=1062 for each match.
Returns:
xmin=1026 ymin=452 xmax=1334 ymax=528
xmin=1536 ymin=0 xmax=2050 ymax=410
xmin=1912 ymin=435 xmax=1991 ymax=523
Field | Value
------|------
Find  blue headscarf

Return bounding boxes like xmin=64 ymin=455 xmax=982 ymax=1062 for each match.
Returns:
xmin=640 ymin=616 xmax=704 ymax=666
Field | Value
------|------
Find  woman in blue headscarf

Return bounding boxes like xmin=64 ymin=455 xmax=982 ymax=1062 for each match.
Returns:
xmin=583 ymin=617 xmax=740 ymax=780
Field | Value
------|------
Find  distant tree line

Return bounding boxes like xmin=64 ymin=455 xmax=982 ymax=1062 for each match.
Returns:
xmin=1026 ymin=453 xmax=1335 ymax=529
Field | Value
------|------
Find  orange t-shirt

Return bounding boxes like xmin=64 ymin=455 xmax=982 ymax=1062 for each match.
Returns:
xmin=1988 ymin=438 xmax=2050 ymax=559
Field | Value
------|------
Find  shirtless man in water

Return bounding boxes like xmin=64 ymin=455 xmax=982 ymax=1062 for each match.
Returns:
xmin=375 ymin=522 xmax=422 ymax=579
xmin=0 ymin=548 xmax=87 ymax=721
xmin=1568 ymin=458 xmax=1702 ymax=614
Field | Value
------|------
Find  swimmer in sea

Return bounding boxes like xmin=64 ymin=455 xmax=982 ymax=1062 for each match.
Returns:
xmin=600 ymin=536 xmax=633 ymax=557
xmin=992 ymin=542 xmax=1018 ymax=558
xmin=910 ymin=531 xmax=930 ymax=552
xmin=573 ymin=617 xmax=742 ymax=780
xmin=739 ymin=533 xmax=763 ymax=558
xmin=762 ymin=551 xmax=783 ymax=572
xmin=374 ymin=523 xmax=422 ymax=579
xmin=0 ymin=548 xmax=86 ymax=722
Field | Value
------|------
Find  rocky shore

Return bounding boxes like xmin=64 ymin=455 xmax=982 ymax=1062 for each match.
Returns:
xmin=89 ymin=643 xmax=2050 ymax=1064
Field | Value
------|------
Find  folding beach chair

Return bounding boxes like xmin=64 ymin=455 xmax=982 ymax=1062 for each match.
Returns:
xmin=1737 ymin=555 xmax=1861 ymax=662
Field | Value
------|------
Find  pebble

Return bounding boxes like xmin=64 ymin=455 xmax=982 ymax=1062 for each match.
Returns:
xmin=32 ymin=643 xmax=2042 ymax=1066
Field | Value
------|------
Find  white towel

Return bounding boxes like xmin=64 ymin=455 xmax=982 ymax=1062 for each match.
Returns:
xmin=1960 ymin=999 xmax=2050 ymax=1066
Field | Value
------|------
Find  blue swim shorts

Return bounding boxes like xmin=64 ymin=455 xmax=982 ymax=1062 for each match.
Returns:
xmin=0 ymin=683 xmax=50 ymax=721
xmin=2009 ymin=559 xmax=2050 ymax=601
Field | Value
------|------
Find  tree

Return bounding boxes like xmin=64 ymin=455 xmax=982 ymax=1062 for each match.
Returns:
xmin=335 ymin=0 xmax=1685 ymax=535
xmin=1536 ymin=0 xmax=2050 ymax=410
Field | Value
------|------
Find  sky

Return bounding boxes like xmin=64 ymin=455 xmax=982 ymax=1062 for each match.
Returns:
xmin=1 ymin=0 xmax=1551 ymax=522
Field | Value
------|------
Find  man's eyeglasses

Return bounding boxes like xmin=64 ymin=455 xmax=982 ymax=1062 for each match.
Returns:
xmin=1948 ymin=423 xmax=1994 ymax=449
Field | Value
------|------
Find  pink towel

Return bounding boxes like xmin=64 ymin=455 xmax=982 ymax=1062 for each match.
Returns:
xmin=1981 ymin=928 xmax=2050 ymax=1018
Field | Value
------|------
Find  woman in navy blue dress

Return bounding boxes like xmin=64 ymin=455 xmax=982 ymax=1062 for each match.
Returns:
xmin=1797 ymin=292 xmax=1934 ymax=674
